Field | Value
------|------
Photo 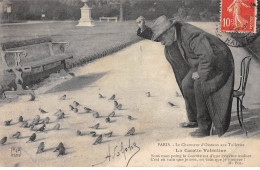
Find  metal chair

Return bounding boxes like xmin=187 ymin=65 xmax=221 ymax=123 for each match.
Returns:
xmin=233 ymin=55 xmax=252 ymax=136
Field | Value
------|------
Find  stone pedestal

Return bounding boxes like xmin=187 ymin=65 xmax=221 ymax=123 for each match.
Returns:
xmin=77 ymin=3 xmax=94 ymax=27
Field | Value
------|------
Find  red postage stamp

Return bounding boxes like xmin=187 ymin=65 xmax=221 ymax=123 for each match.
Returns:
xmin=221 ymin=0 xmax=257 ymax=33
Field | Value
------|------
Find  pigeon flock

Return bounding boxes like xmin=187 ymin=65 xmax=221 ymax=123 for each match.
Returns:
xmin=0 ymin=90 xmax=179 ymax=162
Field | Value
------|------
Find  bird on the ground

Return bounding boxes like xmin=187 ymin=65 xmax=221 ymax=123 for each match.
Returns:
xmin=176 ymin=92 xmax=182 ymax=97
xmin=34 ymin=115 xmax=41 ymax=122
xmin=89 ymin=131 xmax=96 ymax=137
xmin=54 ymin=109 xmax=62 ymax=116
xmin=44 ymin=117 xmax=50 ymax=124
xmin=77 ymin=130 xmax=82 ymax=136
xmin=31 ymin=119 xmax=40 ymax=126
xmin=36 ymin=124 xmax=46 ymax=132
xmin=99 ymin=93 xmax=105 ymax=98
xmin=0 ymin=137 xmax=7 ymax=145
xmin=114 ymin=101 xmax=118 ymax=107
xmin=73 ymin=101 xmax=80 ymax=107
xmin=69 ymin=105 xmax=74 ymax=111
xmin=26 ymin=133 xmax=36 ymax=143
xmin=18 ymin=116 xmax=23 ymax=122
xmin=4 ymin=119 xmax=12 ymax=126
xmin=108 ymin=94 xmax=115 ymax=100
xmin=93 ymin=135 xmax=102 ymax=145
xmin=146 ymin=92 xmax=151 ymax=97
xmin=59 ymin=95 xmax=66 ymax=100
xmin=29 ymin=124 xmax=34 ymax=131
xmin=53 ymin=123 xmax=60 ymax=130
xmin=116 ymin=104 xmax=122 ymax=110
xmin=54 ymin=142 xmax=64 ymax=152
xmin=168 ymin=102 xmax=176 ymax=107
xmin=84 ymin=107 xmax=92 ymax=113
xmin=21 ymin=121 xmax=29 ymax=128
xmin=92 ymin=112 xmax=99 ymax=118
xmin=38 ymin=119 xmax=45 ymax=124
xmin=105 ymin=117 xmax=111 ymax=123
xmin=90 ymin=123 xmax=100 ymax=129
xmin=29 ymin=93 xmax=35 ymax=101
xmin=104 ymin=131 xmax=113 ymax=138
xmin=36 ymin=142 xmax=45 ymax=154
xmin=108 ymin=111 xmax=115 ymax=117
xmin=57 ymin=112 xmax=65 ymax=120
xmin=73 ymin=108 xmax=78 ymax=113
xmin=39 ymin=108 xmax=48 ymax=114
xmin=127 ymin=115 xmax=133 ymax=121
xmin=12 ymin=131 xmax=21 ymax=139
xmin=57 ymin=145 xmax=66 ymax=156
xmin=125 ymin=127 xmax=135 ymax=136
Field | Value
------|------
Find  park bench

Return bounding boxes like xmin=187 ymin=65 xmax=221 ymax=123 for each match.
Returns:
xmin=99 ymin=17 xmax=118 ymax=22
xmin=0 ymin=36 xmax=73 ymax=97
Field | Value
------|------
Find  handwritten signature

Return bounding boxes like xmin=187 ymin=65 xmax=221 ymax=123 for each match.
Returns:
xmin=92 ymin=139 xmax=140 ymax=167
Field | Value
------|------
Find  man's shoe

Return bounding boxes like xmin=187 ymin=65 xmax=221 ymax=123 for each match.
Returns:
xmin=189 ymin=129 xmax=210 ymax=138
xmin=179 ymin=122 xmax=198 ymax=128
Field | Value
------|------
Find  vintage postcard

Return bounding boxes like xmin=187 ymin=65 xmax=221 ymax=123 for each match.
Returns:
xmin=0 ymin=0 xmax=259 ymax=167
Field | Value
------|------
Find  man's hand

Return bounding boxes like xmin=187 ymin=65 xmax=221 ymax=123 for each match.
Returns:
xmin=192 ymin=72 xmax=200 ymax=80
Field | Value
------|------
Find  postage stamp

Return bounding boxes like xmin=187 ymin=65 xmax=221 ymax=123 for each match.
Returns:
xmin=220 ymin=0 xmax=258 ymax=33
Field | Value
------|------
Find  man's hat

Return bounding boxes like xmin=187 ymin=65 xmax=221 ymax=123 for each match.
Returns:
xmin=151 ymin=15 xmax=176 ymax=41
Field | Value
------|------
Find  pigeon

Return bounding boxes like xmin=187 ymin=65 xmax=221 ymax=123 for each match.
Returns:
xmin=29 ymin=93 xmax=35 ymax=101
xmin=108 ymin=111 xmax=115 ymax=117
xmin=176 ymin=92 xmax=182 ymax=97
xmin=89 ymin=131 xmax=97 ymax=137
xmin=93 ymin=135 xmax=102 ymax=145
xmin=116 ymin=104 xmax=122 ymax=110
xmin=53 ymin=123 xmax=60 ymax=130
xmin=54 ymin=142 xmax=64 ymax=152
xmin=57 ymin=112 xmax=65 ymax=120
xmin=168 ymin=102 xmax=176 ymax=107
xmin=57 ymin=146 xmax=66 ymax=156
xmin=29 ymin=124 xmax=34 ymax=131
xmin=90 ymin=123 xmax=100 ymax=129
xmin=73 ymin=101 xmax=80 ymax=107
xmin=39 ymin=108 xmax=48 ymax=114
xmin=108 ymin=94 xmax=115 ymax=100
xmin=114 ymin=101 xmax=118 ymax=107
xmin=12 ymin=131 xmax=21 ymax=139
xmin=84 ymin=107 xmax=92 ymax=113
xmin=26 ymin=133 xmax=36 ymax=143
xmin=44 ymin=117 xmax=50 ymax=124
xmin=21 ymin=121 xmax=29 ymax=128
xmin=54 ymin=109 xmax=62 ymax=116
xmin=105 ymin=117 xmax=111 ymax=123
xmin=0 ymin=137 xmax=7 ymax=145
xmin=125 ymin=127 xmax=135 ymax=136
xmin=73 ymin=108 xmax=78 ymax=113
xmin=77 ymin=130 xmax=82 ymax=136
xmin=99 ymin=93 xmax=105 ymax=98
xmin=36 ymin=142 xmax=45 ymax=154
xmin=36 ymin=124 xmax=46 ymax=132
xmin=31 ymin=119 xmax=40 ymax=126
xmin=92 ymin=112 xmax=99 ymax=118
xmin=104 ymin=131 xmax=113 ymax=138
xmin=69 ymin=105 xmax=74 ymax=111
xmin=4 ymin=119 xmax=12 ymax=126
xmin=127 ymin=115 xmax=133 ymax=120
xmin=18 ymin=116 xmax=23 ymax=122
xmin=34 ymin=115 xmax=41 ymax=122
xmin=59 ymin=95 xmax=66 ymax=100
xmin=146 ymin=92 xmax=151 ymax=97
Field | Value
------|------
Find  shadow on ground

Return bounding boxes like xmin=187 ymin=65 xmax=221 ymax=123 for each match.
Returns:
xmin=224 ymin=107 xmax=260 ymax=138
xmin=44 ymin=72 xmax=107 ymax=94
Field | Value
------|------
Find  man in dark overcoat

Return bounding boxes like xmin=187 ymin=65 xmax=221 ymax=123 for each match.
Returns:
xmin=136 ymin=15 xmax=234 ymax=137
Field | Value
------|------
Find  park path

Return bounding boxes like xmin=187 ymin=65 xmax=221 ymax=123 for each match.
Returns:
xmin=0 ymin=23 xmax=259 ymax=167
